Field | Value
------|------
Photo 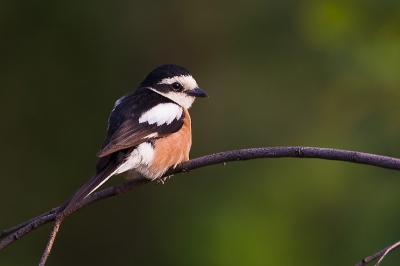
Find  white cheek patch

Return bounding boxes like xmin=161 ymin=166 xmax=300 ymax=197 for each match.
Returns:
xmin=138 ymin=103 xmax=183 ymax=126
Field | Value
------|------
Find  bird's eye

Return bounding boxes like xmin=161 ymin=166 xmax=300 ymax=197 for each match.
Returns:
xmin=171 ymin=82 xmax=183 ymax=91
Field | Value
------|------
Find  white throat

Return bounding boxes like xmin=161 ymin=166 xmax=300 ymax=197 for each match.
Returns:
xmin=149 ymin=88 xmax=195 ymax=109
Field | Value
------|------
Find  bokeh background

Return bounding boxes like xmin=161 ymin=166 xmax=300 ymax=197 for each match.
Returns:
xmin=1 ymin=1 xmax=400 ymax=265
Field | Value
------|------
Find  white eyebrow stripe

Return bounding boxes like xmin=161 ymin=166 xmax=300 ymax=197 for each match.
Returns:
xmin=138 ymin=103 xmax=183 ymax=126
xmin=158 ymin=75 xmax=198 ymax=89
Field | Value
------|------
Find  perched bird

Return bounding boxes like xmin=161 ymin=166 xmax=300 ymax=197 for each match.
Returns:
xmin=57 ymin=64 xmax=208 ymax=214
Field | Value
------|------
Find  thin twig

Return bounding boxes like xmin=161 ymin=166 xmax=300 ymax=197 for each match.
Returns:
xmin=38 ymin=217 xmax=63 ymax=266
xmin=354 ymin=241 xmax=400 ymax=266
xmin=354 ymin=246 xmax=390 ymax=266
xmin=375 ymin=241 xmax=400 ymax=266
xmin=0 ymin=209 xmax=56 ymax=239
xmin=0 ymin=213 xmax=56 ymax=251
xmin=0 ymin=179 xmax=148 ymax=250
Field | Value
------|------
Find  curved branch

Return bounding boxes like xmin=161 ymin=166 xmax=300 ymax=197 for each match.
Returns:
xmin=1 ymin=146 xmax=400 ymax=251
xmin=171 ymin=146 xmax=400 ymax=172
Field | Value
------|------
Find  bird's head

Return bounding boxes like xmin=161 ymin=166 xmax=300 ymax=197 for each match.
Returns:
xmin=139 ymin=64 xmax=208 ymax=109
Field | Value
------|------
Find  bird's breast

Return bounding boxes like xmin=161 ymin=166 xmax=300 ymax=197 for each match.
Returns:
xmin=147 ymin=108 xmax=192 ymax=179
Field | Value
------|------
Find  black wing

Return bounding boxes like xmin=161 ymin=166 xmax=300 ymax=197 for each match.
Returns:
xmin=96 ymin=89 xmax=184 ymax=158
xmin=96 ymin=116 xmax=183 ymax=157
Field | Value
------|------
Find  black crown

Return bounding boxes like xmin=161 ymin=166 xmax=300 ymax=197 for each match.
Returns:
xmin=139 ymin=64 xmax=191 ymax=88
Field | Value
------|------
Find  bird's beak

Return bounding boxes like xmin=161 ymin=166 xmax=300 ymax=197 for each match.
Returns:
xmin=186 ymin=87 xmax=208 ymax=98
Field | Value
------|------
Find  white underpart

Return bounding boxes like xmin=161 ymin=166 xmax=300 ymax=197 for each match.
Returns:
xmin=151 ymin=75 xmax=199 ymax=109
xmin=114 ymin=142 xmax=154 ymax=174
xmin=138 ymin=103 xmax=183 ymax=126
xmin=88 ymin=142 xmax=155 ymax=196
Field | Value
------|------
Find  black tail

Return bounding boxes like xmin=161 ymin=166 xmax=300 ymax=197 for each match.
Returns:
xmin=57 ymin=165 xmax=117 ymax=214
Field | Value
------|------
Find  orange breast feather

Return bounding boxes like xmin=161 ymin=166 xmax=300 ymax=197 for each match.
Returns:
xmin=151 ymin=108 xmax=192 ymax=176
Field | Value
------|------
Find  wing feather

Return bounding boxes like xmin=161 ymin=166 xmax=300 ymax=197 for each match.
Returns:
xmin=95 ymin=90 xmax=185 ymax=170
xmin=97 ymin=105 xmax=184 ymax=157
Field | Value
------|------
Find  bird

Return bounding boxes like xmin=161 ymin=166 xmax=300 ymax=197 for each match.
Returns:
xmin=57 ymin=64 xmax=208 ymax=214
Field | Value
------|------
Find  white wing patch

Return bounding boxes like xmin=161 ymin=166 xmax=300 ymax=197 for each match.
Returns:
xmin=138 ymin=103 xmax=183 ymax=126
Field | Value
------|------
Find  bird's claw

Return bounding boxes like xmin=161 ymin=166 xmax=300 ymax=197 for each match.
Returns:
xmin=156 ymin=175 xmax=173 ymax=184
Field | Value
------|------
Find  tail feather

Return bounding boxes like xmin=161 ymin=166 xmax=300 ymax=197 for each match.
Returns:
xmin=57 ymin=165 xmax=117 ymax=214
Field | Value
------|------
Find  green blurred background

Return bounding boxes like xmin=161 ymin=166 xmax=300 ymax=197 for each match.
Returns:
xmin=1 ymin=1 xmax=400 ymax=265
